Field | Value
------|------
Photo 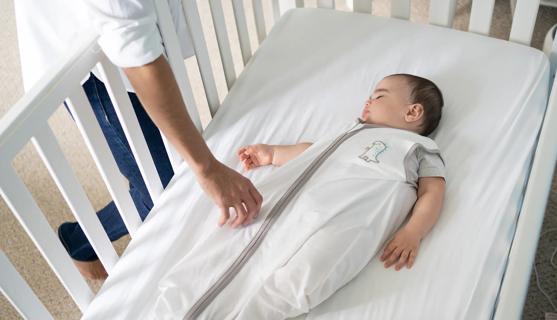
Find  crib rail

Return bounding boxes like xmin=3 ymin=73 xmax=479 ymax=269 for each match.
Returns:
xmin=181 ymin=0 xmax=543 ymax=118
xmin=494 ymin=67 xmax=557 ymax=320
xmin=209 ymin=0 xmax=237 ymax=89
xmin=0 ymin=34 xmax=164 ymax=314
xmin=232 ymin=0 xmax=254 ymax=65
xmin=1 ymin=0 xmax=555 ymax=318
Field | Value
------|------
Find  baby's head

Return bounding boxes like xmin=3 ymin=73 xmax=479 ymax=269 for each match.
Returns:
xmin=360 ymin=74 xmax=443 ymax=136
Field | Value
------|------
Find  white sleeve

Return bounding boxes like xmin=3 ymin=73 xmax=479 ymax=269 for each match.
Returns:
xmin=236 ymin=222 xmax=376 ymax=320
xmin=81 ymin=0 xmax=164 ymax=68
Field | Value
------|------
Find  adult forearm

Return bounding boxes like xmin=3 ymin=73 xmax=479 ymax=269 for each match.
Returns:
xmin=123 ymin=55 xmax=216 ymax=176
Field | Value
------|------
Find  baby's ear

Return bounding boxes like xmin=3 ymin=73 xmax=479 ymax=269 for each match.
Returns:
xmin=405 ymin=103 xmax=424 ymax=123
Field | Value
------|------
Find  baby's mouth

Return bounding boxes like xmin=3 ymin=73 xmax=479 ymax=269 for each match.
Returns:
xmin=360 ymin=108 xmax=369 ymax=119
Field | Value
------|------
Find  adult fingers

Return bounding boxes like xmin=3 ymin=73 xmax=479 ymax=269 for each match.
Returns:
xmin=241 ymin=194 xmax=257 ymax=226
xmin=219 ymin=206 xmax=231 ymax=227
xmin=247 ymin=181 xmax=263 ymax=213
xmin=243 ymin=187 xmax=264 ymax=225
xmin=230 ymin=204 xmax=248 ymax=228
xmin=250 ymin=187 xmax=263 ymax=211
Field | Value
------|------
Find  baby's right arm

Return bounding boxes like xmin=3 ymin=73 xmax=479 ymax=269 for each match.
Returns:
xmin=237 ymin=143 xmax=312 ymax=171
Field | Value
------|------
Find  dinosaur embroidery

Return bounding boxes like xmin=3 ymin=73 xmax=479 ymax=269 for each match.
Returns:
xmin=358 ymin=141 xmax=387 ymax=163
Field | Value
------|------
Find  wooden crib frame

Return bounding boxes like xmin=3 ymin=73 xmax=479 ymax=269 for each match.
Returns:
xmin=1 ymin=0 xmax=556 ymax=319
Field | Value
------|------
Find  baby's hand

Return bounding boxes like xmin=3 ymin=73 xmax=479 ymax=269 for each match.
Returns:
xmin=379 ymin=227 xmax=421 ymax=271
xmin=237 ymin=144 xmax=274 ymax=171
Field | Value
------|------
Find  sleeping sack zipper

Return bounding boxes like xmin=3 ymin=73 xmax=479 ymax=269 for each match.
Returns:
xmin=184 ymin=121 xmax=367 ymax=319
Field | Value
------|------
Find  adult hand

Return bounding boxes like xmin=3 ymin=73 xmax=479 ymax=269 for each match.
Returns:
xmin=197 ymin=160 xmax=263 ymax=228
xmin=123 ymin=56 xmax=263 ymax=228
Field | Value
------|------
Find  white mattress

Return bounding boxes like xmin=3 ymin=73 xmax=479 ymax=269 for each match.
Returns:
xmin=83 ymin=8 xmax=549 ymax=320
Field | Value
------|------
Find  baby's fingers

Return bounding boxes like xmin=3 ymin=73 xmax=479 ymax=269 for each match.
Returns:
xmin=251 ymin=154 xmax=261 ymax=167
xmin=384 ymin=247 xmax=403 ymax=268
xmin=246 ymin=158 xmax=257 ymax=169
xmin=406 ymin=250 xmax=418 ymax=268
xmin=394 ymin=249 xmax=410 ymax=271
xmin=380 ymin=242 xmax=396 ymax=261
xmin=237 ymin=147 xmax=248 ymax=156
xmin=241 ymin=161 xmax=250 ymax=172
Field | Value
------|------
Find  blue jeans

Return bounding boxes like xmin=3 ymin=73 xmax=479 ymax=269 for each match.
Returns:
xmin=58 ymin=73 xmax=173 ymax=261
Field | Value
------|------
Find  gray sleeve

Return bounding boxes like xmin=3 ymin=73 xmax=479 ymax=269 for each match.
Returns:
xmin=416 ymin=147 xmax=446 ymax=179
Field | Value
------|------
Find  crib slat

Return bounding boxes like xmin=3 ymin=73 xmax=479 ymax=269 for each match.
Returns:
xmin=0 ymin=163 xmax=94 ymax=311
xmin=317 ymin=0 xmax=335 ymax=9
xmin=550 ymin=30 xmax=557 ymax=79
xmin=209 ymin=0 xmax=237 ymax=89
xmin=32 ymin=125 xmax=119 ymax=273
xmin=97 ymin=56 xmax=164 ymax=202
xmin=509 ymin=0 xmax=541 ymax=45
xmin=153 ymin=0 xmax=203 ymax=135
xmin=182 ymin=0 xmax=221 ymax=116
xmin=66 ymin=87 xmax=142 ymax=237
xmin=0 ymin=251 xmax=53 ymax=320
xmin=469 ymin=0 xmax=496 ymax=35
xmin=271 ymin=0 xmax=281 ymax=23
xmin=353 ymin=0 xmax=372 ymax=14
xmin=295 ymin=0 xmax=304 ymax=8
xmin=232 ymin=0 xmax=253 ymax=66
xmin=391 ymin=0 xmax=411 ymax=20
xmin=429 ymin=0 xmax=458 ymax=27
xmin=153 ymin=0 xmax=201 ymax=170
xmin=252 ymin=0 xmax=267 ymax=44
xmin=0 ymin=34 xmax=100 ymax=163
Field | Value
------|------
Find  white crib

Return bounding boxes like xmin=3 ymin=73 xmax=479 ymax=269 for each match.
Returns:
xmin=1 ymin=0 xmax=556 ymax=319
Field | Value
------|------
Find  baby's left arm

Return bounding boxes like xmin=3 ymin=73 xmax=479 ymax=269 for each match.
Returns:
xmin=380 ymin=177 xmax=445 ymax=270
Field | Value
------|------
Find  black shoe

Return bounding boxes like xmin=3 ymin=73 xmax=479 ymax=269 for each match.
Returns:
xmin=57 ymin=221 xmax=75 ymax=254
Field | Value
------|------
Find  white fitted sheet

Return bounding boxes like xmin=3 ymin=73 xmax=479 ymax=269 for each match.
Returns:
xmin=83 ymin=8 xmax=550 ymax=320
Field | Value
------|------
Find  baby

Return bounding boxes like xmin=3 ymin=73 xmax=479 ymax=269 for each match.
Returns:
xmin=237 ymin=74 xmax=446 ymax=272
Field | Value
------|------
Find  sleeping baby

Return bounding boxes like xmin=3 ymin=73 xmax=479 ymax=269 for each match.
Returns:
xmin=237 ymin=73 xmax=446 ymax=272
xmin=149 ymin=74 xmax=446 ymax=319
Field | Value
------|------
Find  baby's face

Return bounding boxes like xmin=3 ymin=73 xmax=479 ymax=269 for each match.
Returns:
xmin=360 ymin=76 xmax=423 ymax=133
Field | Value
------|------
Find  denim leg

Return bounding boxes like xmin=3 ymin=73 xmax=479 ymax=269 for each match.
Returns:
xmin=94 ymin=75 xmax=174 ymax=191
xmin=59 ymin=73 xmax=173 ymax=261
xmin=59 ymin=184 xmax=154 ymax=261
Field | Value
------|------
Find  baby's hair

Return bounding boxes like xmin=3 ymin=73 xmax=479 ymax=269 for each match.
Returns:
xmin=387 ymin=74 xmax=444 ymax=136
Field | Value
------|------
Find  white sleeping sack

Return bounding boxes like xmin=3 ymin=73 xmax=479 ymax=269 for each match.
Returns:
xmin=83 ymin=8 xmax=550 ymax=320
xmin=145 ymin=122 xmax=443 ymax=319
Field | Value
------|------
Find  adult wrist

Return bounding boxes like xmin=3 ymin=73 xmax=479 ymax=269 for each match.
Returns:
xmin=191 ymin=154 xmax=220 ymax=178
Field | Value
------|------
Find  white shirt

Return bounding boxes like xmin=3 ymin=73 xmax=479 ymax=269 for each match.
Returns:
xmin=15 ymin=0 xmax=194 ymax=92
